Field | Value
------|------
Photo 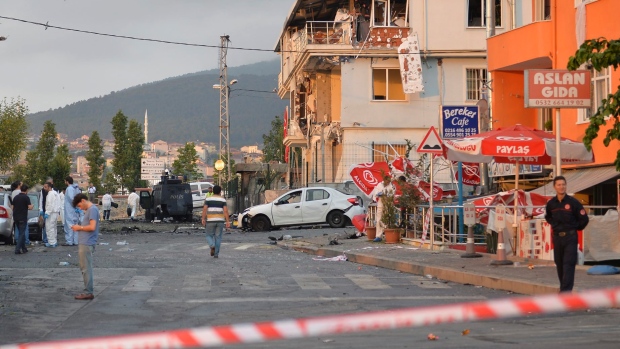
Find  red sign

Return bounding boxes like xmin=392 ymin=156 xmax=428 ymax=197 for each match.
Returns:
xmin=453 ymin=162 xmax=480 ymax=185
xmin=524 ymin=69 xmax=591 ymax=108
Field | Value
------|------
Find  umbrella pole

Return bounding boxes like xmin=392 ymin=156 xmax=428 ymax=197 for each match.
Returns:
xmin=512 ymin=161 xmax=519 ymax=256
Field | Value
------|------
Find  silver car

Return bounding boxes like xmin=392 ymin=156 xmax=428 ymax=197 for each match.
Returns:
xmin=0 ymin=191 xmax=15 ymax=244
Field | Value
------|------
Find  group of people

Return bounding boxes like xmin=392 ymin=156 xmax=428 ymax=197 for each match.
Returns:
xmin=10 ymin=176 xmax=100 ymax=300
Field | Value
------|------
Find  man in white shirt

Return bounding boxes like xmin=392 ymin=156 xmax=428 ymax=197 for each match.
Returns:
xmin=101 ymin=192 xmax=114 ymax=220
xmin=370 ymin=175 xmax=395 ymax=240
xmin=127 ymin=191 xmax=140 ymax=221
xmin=43 ymin=182 xmax=62 ymax=247
xmin=87 ymin=183 xmax=96 ymax=203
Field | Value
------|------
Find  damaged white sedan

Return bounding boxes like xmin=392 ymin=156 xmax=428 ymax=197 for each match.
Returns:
xmin=239 ymin=187 xmax=365 ymax=231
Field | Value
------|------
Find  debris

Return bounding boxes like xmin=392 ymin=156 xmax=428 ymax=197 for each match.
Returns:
xmin=322 ymin=339 xmax=335 ymax=343
xmin=528 ymin=264 xmax=535 ymax=270
xmin=67 ymin=254 xmax=71 ymax=257
xmin=99 ymin=242 xmax=110 ymax=245
xmin=427 ymin=333 xmax=438 ymax=340
xmin=462 ymin=329 xmax=470 ymax=336
xmin=116 ymin=241 xmax=128 ymax=245
xmin=283 ymin=235 xmax=292 ymax=240
xmin=425 ymin=274 xmax=433 ymax=279
xmin=514 ymin=262 xmax=521 ymax=267
xmin=313 ymin=254 xmax=347 ymax=262
xmin=59 ymin=262 xmax=69 ymax=266
xmin=328 ymin=236 xmax=340 ymax=245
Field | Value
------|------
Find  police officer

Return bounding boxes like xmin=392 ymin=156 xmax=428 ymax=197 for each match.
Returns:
xmin=544 ymin=176 xmax=589 ymax=292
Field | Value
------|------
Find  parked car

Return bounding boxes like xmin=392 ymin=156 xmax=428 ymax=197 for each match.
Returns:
xmin=0 ymin=192 xmax=15 ymax=244
xmin=189 ymin=181 xmax=214 ymax=209
xmin=239 ymin=187 xmax=365 ymax=231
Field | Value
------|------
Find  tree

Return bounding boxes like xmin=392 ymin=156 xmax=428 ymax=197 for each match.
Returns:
xmin=49 ymin=144 xmax=71 ymax=191
xmin=0 ymin=98 xmax=29 ymax=172
xmin=172 ymin=142 xmax=200 ymax=180
xmin=567 ymin=37 xmax=620 ymax=169
xmin=262 ymin=115 xmax=284 ymax=163
xmin=86 ymin=131 xmax=105 ymax=194
xmin=23 ymin=120 xmax=58 ymax=185
xmin=102 ymin=167 xmax=118 ymax=195
xmin=126 ymin=119 xmax=145 ymax=191
xmin=111 ymin=111 xmax=129 ymax=193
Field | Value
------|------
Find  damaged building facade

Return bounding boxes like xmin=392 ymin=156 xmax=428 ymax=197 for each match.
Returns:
xmin=276 ymin=0 xmax=510 ymax=187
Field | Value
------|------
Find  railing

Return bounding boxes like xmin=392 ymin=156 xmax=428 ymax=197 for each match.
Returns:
xmin=405 ymin=204 xmax=618 ymax=247
xmin=292 ymin=21 xmax=353 ymax=52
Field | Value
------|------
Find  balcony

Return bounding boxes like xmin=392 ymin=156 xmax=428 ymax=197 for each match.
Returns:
xmin=487 ymin=20 xmax=554 ymax=72
xmin=283 ymin=120 xmax=307 ymax=148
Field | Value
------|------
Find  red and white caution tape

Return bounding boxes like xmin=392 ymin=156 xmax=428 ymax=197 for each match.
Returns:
xmin=3 ymin=287 xmax=619 ymax=349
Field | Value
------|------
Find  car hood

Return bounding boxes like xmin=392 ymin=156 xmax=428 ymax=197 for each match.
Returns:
xmin=246 ymin=202 xmax=273 ymax=215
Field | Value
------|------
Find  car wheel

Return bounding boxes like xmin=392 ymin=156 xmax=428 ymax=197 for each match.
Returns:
xmin=327 ymin=210 xmax=345 ymax=228
xmin=251 ymin=216 xmax=271 ymax=232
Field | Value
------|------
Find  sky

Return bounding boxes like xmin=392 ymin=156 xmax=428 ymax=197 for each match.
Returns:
xmin=0 ymin=0 xmax=293 ymax=112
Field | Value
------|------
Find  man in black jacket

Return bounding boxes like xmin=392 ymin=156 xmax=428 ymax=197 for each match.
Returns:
xmin=544 ymin=176 xmax=589 ymax=292
xmin=12 ymin=184 xmax=33 ymax=254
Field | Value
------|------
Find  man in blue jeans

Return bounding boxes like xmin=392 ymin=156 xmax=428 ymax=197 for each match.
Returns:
xmin=70 ymin=193 xmax=99 ymax=300
xmin=201 ymin=185 xmax=230 ymax=258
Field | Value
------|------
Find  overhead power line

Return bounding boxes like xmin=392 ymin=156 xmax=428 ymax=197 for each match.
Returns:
xmin=0 ymin=15 xmax=276 ymax=52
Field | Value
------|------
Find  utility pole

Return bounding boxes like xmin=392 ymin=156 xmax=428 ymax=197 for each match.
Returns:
xmin=218 ymin=35 xmax=231 ymax=185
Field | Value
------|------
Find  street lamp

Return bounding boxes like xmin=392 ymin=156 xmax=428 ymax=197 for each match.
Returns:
xmin=212 ymin=79 xmax=238 ymax=187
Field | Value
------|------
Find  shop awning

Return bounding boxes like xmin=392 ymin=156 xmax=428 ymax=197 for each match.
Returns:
xmin=530 ymin=166 xmax=620 ymax=196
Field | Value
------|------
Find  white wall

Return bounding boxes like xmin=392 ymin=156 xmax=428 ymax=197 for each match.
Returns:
xmin=440 ymin=57 xmax=489 ymax=105
xmin=410 ymin=0 xmax=510 ymax=51
xmin=340 ymin=58 xmax=440 ymax=129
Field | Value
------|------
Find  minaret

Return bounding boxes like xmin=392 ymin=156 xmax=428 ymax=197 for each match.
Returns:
xmin=144 ymin=109 xmax=149 ymax=145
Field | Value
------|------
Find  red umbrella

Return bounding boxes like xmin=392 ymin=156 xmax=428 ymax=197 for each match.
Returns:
xmin=443 ymin=124 xmax=593 ymax=165
xmin=471 ymin=190 xmax=551 ymax=224
xmin=348 ymin=162 xmax=391 ymax=196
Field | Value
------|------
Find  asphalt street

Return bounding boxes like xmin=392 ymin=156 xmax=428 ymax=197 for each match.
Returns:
xmin=1 ymin=221 xmax=619 ymax=348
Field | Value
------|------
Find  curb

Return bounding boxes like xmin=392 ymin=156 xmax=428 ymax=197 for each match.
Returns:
xmin=291 ymin=243 xmax=559 ymax=295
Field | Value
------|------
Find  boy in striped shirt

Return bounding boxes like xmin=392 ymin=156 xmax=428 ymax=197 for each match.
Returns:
xmin=201 ymin=185 xmax=230 ymax=258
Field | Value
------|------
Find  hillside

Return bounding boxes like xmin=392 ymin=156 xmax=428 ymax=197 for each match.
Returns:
xmin=27 ymin=60 xmax=287 ymax=147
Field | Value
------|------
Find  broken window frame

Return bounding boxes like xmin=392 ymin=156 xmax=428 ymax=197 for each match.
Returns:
xmin=370 ymin=0 xmax=410 ymax=28
xmin=465 ymin=68 xmax=488 ymax=101
xmin=372 ymin=68 xmax=407 ymax=101
xmin=467 ymin=0 xmax=502 ymax=28
xmin=372 ymin=144 xmax=408 ymax=163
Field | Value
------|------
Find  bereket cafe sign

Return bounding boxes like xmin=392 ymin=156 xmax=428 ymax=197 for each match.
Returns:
xmin=524 ymin=69 xmax=591 ymax=108
xmin=440 ymin=105 xmax=480 ymax=139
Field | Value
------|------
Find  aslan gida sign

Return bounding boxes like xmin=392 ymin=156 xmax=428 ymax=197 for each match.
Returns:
xmin=524 ymin=70 xmax=591 ymax=108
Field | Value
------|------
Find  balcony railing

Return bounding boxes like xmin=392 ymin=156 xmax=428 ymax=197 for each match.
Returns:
xmin=292 ymin=21 xmax=353 ymax=52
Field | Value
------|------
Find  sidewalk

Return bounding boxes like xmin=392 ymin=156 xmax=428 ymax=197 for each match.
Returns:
xmin=288 ymin=236 xmax=620 ymax=295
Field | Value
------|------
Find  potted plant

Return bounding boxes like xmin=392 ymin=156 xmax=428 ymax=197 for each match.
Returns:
xmin=380 ymin=192 xmax=401 ymax=244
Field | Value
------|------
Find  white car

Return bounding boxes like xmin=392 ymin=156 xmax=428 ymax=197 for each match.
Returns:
xmin=239 ymin=187 xmax=365 ymax=231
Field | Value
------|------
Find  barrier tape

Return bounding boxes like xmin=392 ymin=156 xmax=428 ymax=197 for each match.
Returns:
xmin=2 ymin=287 xmax=619 ymax=349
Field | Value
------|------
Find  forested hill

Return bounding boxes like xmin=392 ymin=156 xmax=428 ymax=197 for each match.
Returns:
xmin=27 ymin=60 xmax=287 ymax=147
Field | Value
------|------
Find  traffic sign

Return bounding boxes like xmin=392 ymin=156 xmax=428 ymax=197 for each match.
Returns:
xmin=495 ymin=204 xmax=506 ymax=229
xmin=463 ymin=202 xmax=476 ymax=226
xmin=141 ymin=168 xmax=165 ymax=175
xmin=141 ymin=159 xmax=165 ymax=168
xmin=417 ymin=126 xmax=444 ymax=154
xmin=141 ymin=174 xmax=162 ymax=181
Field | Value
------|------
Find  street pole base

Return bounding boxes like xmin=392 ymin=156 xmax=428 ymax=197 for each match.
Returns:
xmin=461 ymin=253 xmax=483 ymax=258
xmin=490 ymin=259 xmax=514 ymax=266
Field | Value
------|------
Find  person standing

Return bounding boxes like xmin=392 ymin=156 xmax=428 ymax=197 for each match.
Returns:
xmin=101 ymin=191 xmax=114 ymax=221
xmin=11 ymin=184 xmax=33 ymax=254
xmin=544 ymin=176 xmax=589 ymax=293
xmin=59 ymin=189 xmax=66 ymax=225
xmin=64 ymin=176 xmax=81 ymax=246
xmin=370 ymin=175 xmax=394 ymax=240
xmin=205 ymin=186 xmax=213 ymax=198
xmin=127 ymin=191 xmax=140 ymax=221
xmin=43 ymin=182 xmax=61 ymax=247
xmin=87 ymin=183 xmax=96 ymax=203
xmin=201 ymin=185 xmax=230 ymax=258
xmin=70 ymin=193 xmax=99 ymax=300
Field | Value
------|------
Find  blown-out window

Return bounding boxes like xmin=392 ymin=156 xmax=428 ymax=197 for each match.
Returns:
xmin=372 ymin=68 xmax=406 ymax=101
xmin=466 ymin=68 xmax=487 ymax=101
xmin=468 ymin=0 xmax=502 ymax=27
xmin=372 ymin=144 xmax=407 ymax=163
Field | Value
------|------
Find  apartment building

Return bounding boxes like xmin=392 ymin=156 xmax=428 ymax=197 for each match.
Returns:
xmin=487 ymin=0 xmax=619 ymax=206
xmin=276 ymin=0 xmax=510 ymax=187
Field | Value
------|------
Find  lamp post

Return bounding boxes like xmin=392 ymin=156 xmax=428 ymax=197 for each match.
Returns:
xmin=214 ymin=159 xmax=225 ymax=186
xmin=212 ymin=79 xmax=238 ymax=187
